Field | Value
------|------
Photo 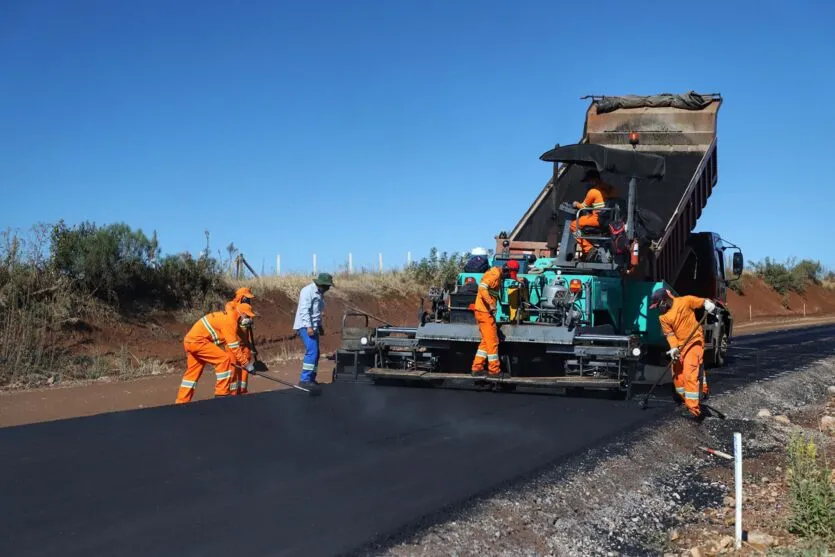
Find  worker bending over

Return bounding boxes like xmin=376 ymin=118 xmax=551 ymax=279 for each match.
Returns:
xmin=293 ymin=273 xmax=333 ymax=387
xmin=649 ymin=289 xmax=717 ymax=421
xmin=175 ymin=303 xmax=257 ymax=404
xmin=569 ymin=169 xmax=616 ymax=258
xmin=226 ymin=287 xmax=256 ymax=394
xmin=471 ymin=264 xmax=511 ymax=377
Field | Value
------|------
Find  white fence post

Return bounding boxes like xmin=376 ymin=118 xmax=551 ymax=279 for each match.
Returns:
xmin=313 ymin=253 xmax=317 ymax=275
xmin=378 ymin=253 xmax=383 ymax=273
xmin=348 ymin=252 xmax=353 ymax=274
xmin=407 ymin=251 xmax=412 ymax=266
xmin=275 ymin=255 xmax=281 ymax=276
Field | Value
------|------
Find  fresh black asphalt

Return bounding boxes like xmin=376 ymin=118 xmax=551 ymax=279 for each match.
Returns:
xmin=2 ymin=325 xmax=834 ymax=557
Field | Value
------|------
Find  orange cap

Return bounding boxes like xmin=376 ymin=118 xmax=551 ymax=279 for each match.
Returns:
xmin=236 ymin=303 xmax=258 ymax=318
xmin=235 ymin=287 xmax=255 ymax=299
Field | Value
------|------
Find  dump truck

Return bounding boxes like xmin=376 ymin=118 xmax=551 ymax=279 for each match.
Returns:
xmin=334 ymin=92 xmax=744 ymax=397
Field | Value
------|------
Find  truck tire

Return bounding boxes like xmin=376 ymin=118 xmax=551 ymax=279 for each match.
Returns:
xmin=713 ymin=329 xmax=728 ymax=367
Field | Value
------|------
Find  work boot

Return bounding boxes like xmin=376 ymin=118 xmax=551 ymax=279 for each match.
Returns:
xmin=471 ymin=370 xmax=487 ymax=378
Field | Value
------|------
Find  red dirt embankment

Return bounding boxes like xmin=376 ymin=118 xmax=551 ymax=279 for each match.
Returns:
xmin=63 ymin=290 xmax=422 ymax=369
xmin=727 ymin=275 xmax=835 ymax=328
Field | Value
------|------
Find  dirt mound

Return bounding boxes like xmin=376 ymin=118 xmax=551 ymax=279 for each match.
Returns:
xmin=61 ymin=289 xmax=422 ymax=369
xmin=726 ymin=275 xmax=835 ymax=320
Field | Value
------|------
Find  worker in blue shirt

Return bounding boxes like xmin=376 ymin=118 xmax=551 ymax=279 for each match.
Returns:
xmin=293 ymin=273 xmax=334 ymax=386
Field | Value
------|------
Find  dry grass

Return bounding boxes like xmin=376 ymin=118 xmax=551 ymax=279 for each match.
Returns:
xmin=229 ymin=271 xmax=426 ymax=302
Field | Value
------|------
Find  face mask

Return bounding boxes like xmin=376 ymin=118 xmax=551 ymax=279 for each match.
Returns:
xmin=239 ymin=316 xmax=253 ymax=329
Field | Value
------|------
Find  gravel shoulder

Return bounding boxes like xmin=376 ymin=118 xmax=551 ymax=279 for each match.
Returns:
xmin=369 ymin=357 xmax=835 ymax=557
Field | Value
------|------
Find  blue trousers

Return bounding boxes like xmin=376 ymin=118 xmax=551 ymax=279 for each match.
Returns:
xmin=298 ymin=328 xmax=319 ymax=383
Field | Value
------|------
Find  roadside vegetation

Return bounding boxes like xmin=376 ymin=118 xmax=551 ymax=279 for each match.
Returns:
xmin=748 ymin=258 xmax=828 ymax=295
xmin=0 ymin=222 xmax=470 ymax=389
xmin=784 ymin=433 xmax=835 ymax=549
xmin=0 ymin=222 xmax=228 ymax=388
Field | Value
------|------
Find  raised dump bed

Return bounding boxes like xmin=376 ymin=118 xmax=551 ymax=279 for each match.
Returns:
xmin=505 ymin=92 xmax=722 ymax=284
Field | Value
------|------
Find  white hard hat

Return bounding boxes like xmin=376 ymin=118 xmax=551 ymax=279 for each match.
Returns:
xmin=470 ymin=247 xmax=488 ymax=256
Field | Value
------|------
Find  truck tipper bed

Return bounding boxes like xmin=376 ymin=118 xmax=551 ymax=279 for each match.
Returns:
xmin=506 ymin=92 xmax=723 ymax=286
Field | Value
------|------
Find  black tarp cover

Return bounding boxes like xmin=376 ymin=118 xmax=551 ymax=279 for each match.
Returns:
xmin=539 ymin=143 xmax=666 ymax=180
xmin=594 ymin=91 xmax=716 ymax=114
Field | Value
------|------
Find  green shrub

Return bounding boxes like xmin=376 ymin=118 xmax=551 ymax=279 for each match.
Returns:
xmin=49 ymin=220 xmax=225 ymax=310
xmin=750 ymin=257 xmax=823 ymax=295
xmin=792 ymin=259 xmax=823 ymax=285
xmin=785 ymin=433 xmax=835 ymax=544
xmin=405 ymin=247 xmax=469 ymax=288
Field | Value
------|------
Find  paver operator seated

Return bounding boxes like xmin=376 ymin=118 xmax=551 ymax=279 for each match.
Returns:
xmin=175 ymin=303 xmax=258 ymax=404
xmin=649 ymin=289 xmax=717 ymax=421
xmin=569 ymin=169 xmax=616 ymax=259
xmin=471 ymin=263 xmax=512 ymax=377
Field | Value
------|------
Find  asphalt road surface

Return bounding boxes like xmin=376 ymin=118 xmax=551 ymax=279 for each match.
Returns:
xmin=2 ymin=324 xmax=834 ymax=557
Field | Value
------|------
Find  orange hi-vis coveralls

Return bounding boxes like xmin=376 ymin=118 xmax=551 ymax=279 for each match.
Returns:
xmin=175 ymin=309 xmax=252 ymax=404
xmin=472 ymin=266 xmax=503 ymax=375
xmin=659 ymin=295 xmax=710 ymax=417
xmin=569 ymin=184 xmax=614 ymax=255
xmin=225 ymin=288 xmax=255 ymax=395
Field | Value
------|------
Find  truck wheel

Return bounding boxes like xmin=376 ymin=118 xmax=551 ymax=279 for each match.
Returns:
xmin=713 ymin=331 xmax=728 ymax=367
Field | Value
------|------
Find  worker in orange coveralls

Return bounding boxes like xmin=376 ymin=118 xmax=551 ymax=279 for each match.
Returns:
xmin=471 ymin=264 xmax=511 ymax=377
xmin=569 ymin=168 xmax=616 ymax=258
xmin=649 ymin=289 xmax=718 ymax=421
xmin=175 ymin=303 xmax=257 ymax=404
xmin=225 ymin=287 xmax=256 ymax=395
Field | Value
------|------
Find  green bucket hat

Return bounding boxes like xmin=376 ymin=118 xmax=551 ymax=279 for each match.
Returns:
xmin=314 ymin=273 xmax=334 ymax=287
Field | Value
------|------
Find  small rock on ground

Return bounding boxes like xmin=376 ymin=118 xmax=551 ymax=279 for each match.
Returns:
xmin=773 ymin=415 xmax=792 ymax=425
xmin=718 ymin=535 xmax=734 ymax=549
xmin=756 ymin=408 xmax=771 ymax=418
xmin=746 ymin=530 xmax=776 ymax=549
xmin=821 ymin=415 xmax=835 ymax=433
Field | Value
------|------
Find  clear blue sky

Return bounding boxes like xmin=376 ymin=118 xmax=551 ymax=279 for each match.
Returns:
xmin=2 ymin=0 xmax=834 ymax=274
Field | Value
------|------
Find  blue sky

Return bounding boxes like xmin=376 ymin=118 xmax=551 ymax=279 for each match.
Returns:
xmin=2 ymin=0 xmax=834 ymax=273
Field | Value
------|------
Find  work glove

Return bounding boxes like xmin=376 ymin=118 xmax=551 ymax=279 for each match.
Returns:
xmin=244 ymin=362 xmax=255 ymax=373
xmin=703 ymin=299 xmax=718 ymax=314
xmin=666 ymin=346 xmax=681 ymax=361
